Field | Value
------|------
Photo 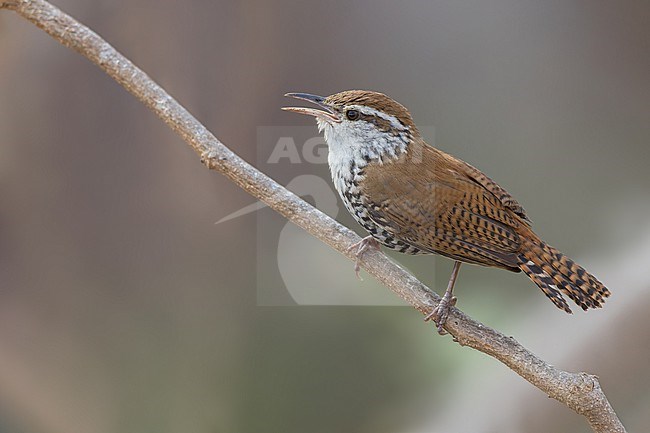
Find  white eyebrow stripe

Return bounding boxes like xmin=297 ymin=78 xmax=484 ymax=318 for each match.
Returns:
xmin=346 ymin=105 xmax=408 ymax=131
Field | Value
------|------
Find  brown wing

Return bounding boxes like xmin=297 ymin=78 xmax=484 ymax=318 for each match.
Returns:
xmin=460 ymin=160 xmax=531 ymax=224
xmin=360 ymin=143 xmax=525 ymax=271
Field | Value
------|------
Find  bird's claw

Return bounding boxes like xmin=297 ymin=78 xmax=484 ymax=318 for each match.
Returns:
xmin=424 ymin=295 xmax=457 ymax=335
xmin=347 ymin=236 xmax=381 ymax=280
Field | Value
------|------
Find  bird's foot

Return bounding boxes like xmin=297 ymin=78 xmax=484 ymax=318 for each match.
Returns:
xmin=424 ymin=293 xmax=457 ymax=335
xmin=347 ymin=236 xmax=381 ymax=280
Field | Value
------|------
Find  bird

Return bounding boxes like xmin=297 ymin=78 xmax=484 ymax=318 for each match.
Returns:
xmin=282 ymin=90 xmax=610 ymax=333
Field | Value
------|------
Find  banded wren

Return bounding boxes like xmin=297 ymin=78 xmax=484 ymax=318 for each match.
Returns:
xmin=283 ymin=90 xmax=610 ymax=333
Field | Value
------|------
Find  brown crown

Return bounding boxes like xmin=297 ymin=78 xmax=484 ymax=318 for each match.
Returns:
xmin=325 ymin=90 xmax=417 ymax=130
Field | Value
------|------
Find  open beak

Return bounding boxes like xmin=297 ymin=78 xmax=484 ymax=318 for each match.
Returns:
xmin=282 ymin=93 xmax=341 ymax=123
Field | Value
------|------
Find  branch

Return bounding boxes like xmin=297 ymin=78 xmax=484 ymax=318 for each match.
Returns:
xmin=1 ymin=1 xmax=625 ymax=432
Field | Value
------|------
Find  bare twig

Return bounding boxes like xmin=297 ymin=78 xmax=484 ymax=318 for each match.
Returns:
xmin=0 ymin=1 xmax=626 ymax=432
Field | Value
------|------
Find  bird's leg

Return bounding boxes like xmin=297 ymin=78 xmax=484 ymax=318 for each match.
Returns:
xmin=347 ymin=235 xmax=381 ymax=279
xmin=425 ymin=261 xmax=462 ymax=335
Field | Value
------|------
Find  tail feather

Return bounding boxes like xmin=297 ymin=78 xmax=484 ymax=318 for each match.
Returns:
xmin=520 ymin=260 xmax=572 ymax=313
xmin=548 ymin=249 xmax=609 ymax=304
xmin=518 ymin=238 xmax=610 ymax=313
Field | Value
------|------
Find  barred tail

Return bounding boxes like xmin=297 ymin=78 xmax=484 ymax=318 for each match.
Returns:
xmin=518 ymin=237 xmax=610 ymax=313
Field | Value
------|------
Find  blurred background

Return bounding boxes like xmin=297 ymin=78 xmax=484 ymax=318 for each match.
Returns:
xmin=1 ymin=1 xmax=649 ymax=432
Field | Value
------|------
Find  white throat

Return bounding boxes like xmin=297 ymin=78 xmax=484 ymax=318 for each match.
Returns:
xmin=316 ymin=106 xmax=411 ymax=196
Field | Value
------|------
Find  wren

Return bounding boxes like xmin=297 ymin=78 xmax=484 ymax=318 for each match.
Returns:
xmin=283 ymin=90 xmax=610 ymax=333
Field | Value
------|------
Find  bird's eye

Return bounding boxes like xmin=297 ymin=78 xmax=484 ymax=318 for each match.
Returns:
xmin=346 ymin=109 xmax=360 ymax=121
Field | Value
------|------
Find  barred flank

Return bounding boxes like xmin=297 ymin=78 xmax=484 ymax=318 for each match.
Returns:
xmin=518 ymin=239 xmax=610 ymax=313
